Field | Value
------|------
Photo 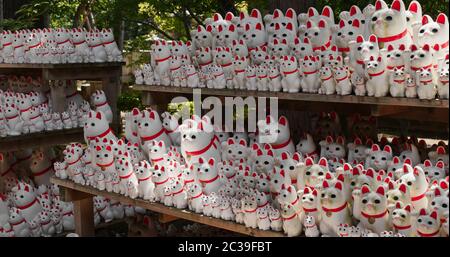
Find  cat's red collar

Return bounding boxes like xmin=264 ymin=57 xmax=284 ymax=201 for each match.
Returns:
xmin=32 ymin=164 xmax=53 ymax=177
xmin=140 ymin=127 xmax=166 ymax=142
xmin=361 ymin=209 xmax=388 ymax=219
xmin=119 ymin=172 xmax=134 ymax=179
xmin=283 ymin=69 xmax=298 ymax=76
xmin=282 ymin=212 xmax=298 ymax=221
xmin=378 ymin=29 xmax=408 ymax=43
xmin=16 ymin=198 xmax=38 ymax=210
xmin=368 ymin=70 xmax=385 ymax=78
xmin=393 ymin=224 xmax=411 ymax=230
xmin=304 ymin=70 xmax=318 ymax=75
xmin=322 ymin=202 xmax=347 ymax=213
xmin=185 ymin=135 xmax=219 ymax=156
xmin=155 ymin=55 xmax=170 ymax=63
xmin=199 ymin=174 xmax=219 ymax=184
xmin=271 ymin=137 xmax=292 ymax=150
xmin=313 ymin=36 xmax=332 ymax=51
xmin=417 ymin=229 xmax=440 ymax=237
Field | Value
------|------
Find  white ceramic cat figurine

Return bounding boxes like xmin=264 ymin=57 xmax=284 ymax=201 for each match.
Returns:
xmin=91 ymin=90 xmax=113 ymax=123
xmin=358 ymin=185 xmax=391 ymax=234
xmin=281 ymin=202 xmax=302 ymax=237
xmin=319 ymin=65 xmax=336 ymax=95
xmin=365 ymin=55 xmax=389 ymax=97
xmin=371 ymin=0 xmax=412 ymax=48
xmin=389 ymin=67 xmax=406 ymax=97
xmin=319 ymin=180 xmax=352 ymax=237
xmin=416 ymin=68 xmax=437 ymax=100
xmin=304 ymin=215 xmax=320 ymax=237
xmin=280 ymin=56 xmax=301 ymax=93
xmin=333 ymin=66 xmax=352 ymax=95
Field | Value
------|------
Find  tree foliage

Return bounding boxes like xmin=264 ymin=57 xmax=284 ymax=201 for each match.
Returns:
xmin=3 ymin=0 xmax=448 ymax=53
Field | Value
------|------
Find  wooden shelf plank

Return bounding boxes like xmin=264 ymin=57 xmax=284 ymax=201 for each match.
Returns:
xmin=0 ymin=128 xmax=84 ymax=151
xmin=0 ymin=62 xmax=125 ymax=69
xmin=51 ymin=177 xmax=285 ymax=237
xmin=132 ymin=84 xmax=449 ymax=109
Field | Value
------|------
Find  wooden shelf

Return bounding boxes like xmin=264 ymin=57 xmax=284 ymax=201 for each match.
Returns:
xmin=0 ymin=62 xmax=125 ymax=69
xmin=0 ymin=128 xmax=84 ymax=151
xmin=51 ymin=177 xmax=285 ymax=237
xmin=0 ymin=62 xmax=123 ymax=134
xmin=132 ymin=84 xmax=449 ymax=109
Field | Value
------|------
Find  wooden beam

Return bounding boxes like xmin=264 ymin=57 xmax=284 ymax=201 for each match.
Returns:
xmin=0 ymin=128 xmax=84 ymax=152
xmin=51 ymin=177 xmax=285 ymax=237
xmin=158 ymin=214 xmax=179 ymax=223
xmin=132 ymin=85 xmax=449 ymax=109
xmin=73 ymin=197 xmax=95 ymax=236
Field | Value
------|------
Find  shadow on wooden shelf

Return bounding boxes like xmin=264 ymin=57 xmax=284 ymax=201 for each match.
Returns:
xmin=0 ymin=128 xmax=84 ymax=152
xmin=132 ymin=84 xmax=449 ymax=109
xmin=51 ymin=177 xmax=285 ymax=237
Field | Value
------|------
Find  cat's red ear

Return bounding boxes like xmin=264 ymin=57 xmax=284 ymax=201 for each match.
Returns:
xmin=318 ymin=158 xmax=328 ymax=168
xmin=322 ymin=180 xmax=329 ymax=189
xmin=305 ymin=157 xmax=314 ymax=166
xmin=404 ymin=204 xmax=411 ymax=212
xmin=376 ymin=186 xmax=385 ymax=196
xmin=361 ymin=185 xmax=370 ymax=194
xmin=419 ymin=208 xmax=427 ymax=216
xmin=430 ymin=211 xmax=438 ymax=220
xmin=356 ymin=35 xmax=364 ymax=43
xmin=334 ymin=181 xmax=342 ymax=191
xmin=436 ymin=13 xmax=448 ymax=25
xmin=391 ymin=0 xmax=402 ymax=12
xmin=399 ymin=183 xmax=407 ymax=194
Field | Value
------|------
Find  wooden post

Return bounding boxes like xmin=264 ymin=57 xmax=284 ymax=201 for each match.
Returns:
xmin=103 ymin=70 xmax=121 ymax=132
xmin=49 ymin=80 xmax=67 ymax=113
xmin=65 ymin=188 xmax=95 ymax=237
xmin=73 ymin=197 xmax=95 ymax=236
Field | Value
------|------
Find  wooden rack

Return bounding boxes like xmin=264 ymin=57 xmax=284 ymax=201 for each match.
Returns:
xmin=51 ymin=177 xmax=285 ymax=237
xmin=132 ymin=85 xmax=449 ymax=139
xmin=0 ymin=62 xmax=123 ymax=151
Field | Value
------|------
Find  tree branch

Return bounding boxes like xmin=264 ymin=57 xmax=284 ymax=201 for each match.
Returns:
xmin=125 ymin=18 xmax=174 ymax=40
xmin=185 ymin=6 xmax=204 ymax=27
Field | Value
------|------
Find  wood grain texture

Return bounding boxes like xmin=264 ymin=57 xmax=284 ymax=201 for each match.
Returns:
xmin=0 ymin=128 xmax=84 ymax=151
xmin=132 ymin=85 xmax=449 ymax=109
xmin=51 ymin=177 xmax=285 ymax=237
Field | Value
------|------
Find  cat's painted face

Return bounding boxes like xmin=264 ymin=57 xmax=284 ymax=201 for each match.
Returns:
xmin=269 ymin=168 xmax=288 ymax=193
xmin=416 ymin=209 xmax=440 ymax=235
xmin=417 ymin=13 xmax=449 ymax=48
xmin=320 ymin=181 xmax=346 ymax=208
xmin=231 ymin=39 xmax=248 ymax=58
xmin=192 ymin=25 xmax=212 ymax=48
xmin=242 ymin=196 xmax=257 ymax=211
xmin=300 ymin=187 xmax=318 ymax=208
xmin=366 ymin=144 xmax=393 ymax=171
xmin=423 ymin=160 xmax=446 ymax=181
xmin=391 ymin=203 xmax=412 ymax=226
xmin=429 ymin=188 xmax=449 ymax=218
xmin=197 ymin=157 xmax=218 ymax=180
xmin=320 ymin=136 xmax=346 ymax=159
xmin=256 ymin=173 xmax=270 ymax=193
xmin=350 ymin=167 xmax=375 ymax=191
xmin=242 ymin=22 xmax=266 ymax=50
xmin=253 ymin=148 xmax=275 ymax=173
xmin=370 ymin=0 xmax=408 ymax=38
xmin=304 ymin=157 xmax=329 ymax=187
xmin=409 ymin=44 xmax=433 ymax=70
xmin=352 ymin=34 xmax=380 ymax=62
xmin=291 ymin=37 xmax=313 ymax=58
xmin=336 ymin=19 xmax=363 ymax=48
xmin=360 ymin=185 xmax=387 ymax=215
